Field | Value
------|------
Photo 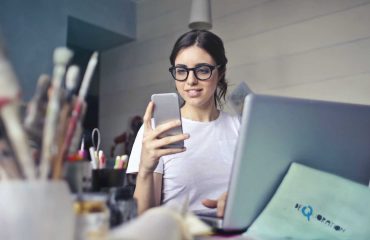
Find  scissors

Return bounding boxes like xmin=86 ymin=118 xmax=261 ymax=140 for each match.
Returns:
xmin=91 ymin=128 xmax=101 ymax=154
xmin=92 ymin=128 xmax=107 ymax=168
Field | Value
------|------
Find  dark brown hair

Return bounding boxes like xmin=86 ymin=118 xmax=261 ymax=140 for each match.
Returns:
xmin=170 ymin=30 xmax=228 ymax=108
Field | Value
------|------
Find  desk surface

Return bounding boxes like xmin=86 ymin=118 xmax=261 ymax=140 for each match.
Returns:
xmin=195 ymin=235 xmax=253 ymax=240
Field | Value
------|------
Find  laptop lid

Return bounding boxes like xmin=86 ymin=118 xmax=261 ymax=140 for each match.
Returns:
xmin=223 ymin=94 xmax=370 ymax=231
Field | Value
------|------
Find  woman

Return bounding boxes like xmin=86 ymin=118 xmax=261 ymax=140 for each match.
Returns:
xmin=127 ymin=30 xmax=240 ymax=217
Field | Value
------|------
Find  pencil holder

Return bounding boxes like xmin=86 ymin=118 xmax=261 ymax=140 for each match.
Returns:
xmin=64 ymin=161 xmax=92 ymax=193
xmin=0 ymin=180 xmax=75 ymax=240
xmin=92 ymin=169 xmax=125 ymax=192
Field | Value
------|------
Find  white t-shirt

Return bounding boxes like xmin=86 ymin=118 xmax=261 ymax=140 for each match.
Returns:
xmin=127 ymin=111 xmax=240 ymax=215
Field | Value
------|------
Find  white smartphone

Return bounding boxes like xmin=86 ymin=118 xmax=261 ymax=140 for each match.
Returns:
xmin=151 ymin=93 xmax=184 ymax=148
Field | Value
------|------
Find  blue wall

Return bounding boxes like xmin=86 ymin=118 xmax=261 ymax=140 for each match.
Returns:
xmin=0 ymin=0 xmax=136 ymax=100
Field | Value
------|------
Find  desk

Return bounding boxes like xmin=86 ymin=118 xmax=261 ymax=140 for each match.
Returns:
xmin=196 ymin=235 xmax=252 ymax=240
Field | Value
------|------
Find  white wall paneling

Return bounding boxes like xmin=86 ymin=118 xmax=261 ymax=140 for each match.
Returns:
xmin=100 ymin=0 xmax=370 ymax=153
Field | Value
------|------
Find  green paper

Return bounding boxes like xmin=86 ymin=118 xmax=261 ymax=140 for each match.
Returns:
xmin=246 ymin=163 xmax=370 ymax=240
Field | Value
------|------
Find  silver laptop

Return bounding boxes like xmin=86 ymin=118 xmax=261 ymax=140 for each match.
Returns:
xmin=200 ymin=93 xmax=370 ymax=233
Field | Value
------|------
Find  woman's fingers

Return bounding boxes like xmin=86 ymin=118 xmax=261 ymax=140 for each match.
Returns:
xmin=202 ymin=198 xmax=225 ymax=217
xmin=143 ymin=119 xmax=186 ymax=145
xmin=152 ymin=133 xmax=189 ymax=149
xmin=140 ymin=142 xmax=186 ymax=173
xmin=201 ymin=199 xmax=217 ymax=209
xmin=145 ymin=135 xmax=188 ymax=158
xmin=143 ymin=101 xmax=154 ymax=133
xmin=140 ymin=101 xmax=188 ymax=172
xmin=216 ymin=199 xmax=226 ymax=217
xmin=156 ymin=147 xmax=186 ymax=157
xmin=201 ymin=192 xmax=228 ymax=217
xmin=152 ymin=119 xmax=182 ymax=136
xmin=216 ymin=192 xmax=228 ymax=217
xmin=143 ymin=101 xmax=182 ymax=141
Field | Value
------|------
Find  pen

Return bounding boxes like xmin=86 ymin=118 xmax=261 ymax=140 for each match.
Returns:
xmin=121 ymin=155 xmax=128 ymax=169
xmin=114 ymin=156 xmax=120 ymax=169
xmin=89 ymin=147 xmax=98 ymax=169
xmin=98 ymin=150 xmax=106 ymax=169
xmin=78 ymin=137 xmax=86 ymax=159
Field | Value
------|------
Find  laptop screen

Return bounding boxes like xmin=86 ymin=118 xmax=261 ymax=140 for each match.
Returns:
xmin=223 ymin=94 xmax=370 ymax=231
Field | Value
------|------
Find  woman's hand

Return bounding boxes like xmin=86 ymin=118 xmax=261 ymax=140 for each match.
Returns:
xmin=201 ymin=192 xmax=228 ymax=217
xmin=139 ymin=101 xmax=189 ymax=173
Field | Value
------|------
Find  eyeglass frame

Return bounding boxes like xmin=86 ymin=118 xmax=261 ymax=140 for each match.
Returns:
xmin=168 ymin=64 xmax=222 ymax=81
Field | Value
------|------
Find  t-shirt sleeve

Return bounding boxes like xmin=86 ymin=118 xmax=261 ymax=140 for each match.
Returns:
xmin=126 ymin=125 xmax=144 ymax=174
xmin=126 ymin=123 xmax=164 ymax=174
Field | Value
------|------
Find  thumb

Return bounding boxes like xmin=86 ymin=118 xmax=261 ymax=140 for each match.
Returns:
xmin=201 ymin=198 xmax=218 ymax=209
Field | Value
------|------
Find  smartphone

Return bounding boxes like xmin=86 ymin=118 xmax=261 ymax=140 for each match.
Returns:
xmin=151 ymin=93 xmax=184 ymax=148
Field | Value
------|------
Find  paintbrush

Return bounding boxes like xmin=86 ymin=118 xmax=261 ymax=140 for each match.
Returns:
xmin=51 ymin=65 xmax=80 ymax=178
xmin=52 ymin=52 xmax=98 ymax=179
xmin=65 ymin=65 xmax=80 ymax=100
xmin=39 ymin=47 xmax=73 ymax=179
xmin=0 ymin=138 xmax=22 ymax=179
xmin=0 ymin=45 xmax=36 ymax=179
xmin=24 ymin=74 xmax=51 ymax=150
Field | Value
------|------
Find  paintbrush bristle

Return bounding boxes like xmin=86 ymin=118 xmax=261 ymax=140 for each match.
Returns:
xmin=36 ymin=74 xmax=50 ymax=89
xmin=0 ymin=52 xmax=20 ymax=97
xmin=66 ymin=65 xmax=79 ymax=91
xmin=53 ymin=47 xmax=73 ymax=65
xmin=78 ymin=51 xmax=99 ymax=99
xmin=91 ymin=51 xmax=99 ymax=61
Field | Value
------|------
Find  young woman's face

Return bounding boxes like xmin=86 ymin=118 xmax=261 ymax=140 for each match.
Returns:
xmin=174 ymin=45 xmax=219 ymax=109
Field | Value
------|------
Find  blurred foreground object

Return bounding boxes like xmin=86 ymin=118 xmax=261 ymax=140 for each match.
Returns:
xmin=0 ymin=41 xmax=36 ymax=179
xmin=0 ymin=181 xmax=75 ymax=240
xmin=109 ymin=206 xmax=211 ymax=240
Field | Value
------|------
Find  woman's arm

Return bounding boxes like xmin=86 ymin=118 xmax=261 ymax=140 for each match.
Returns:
xmin=133 ymin=101 xmax=189 ymax=215
xmin=134 ymin=172 xmax=162 ymax=215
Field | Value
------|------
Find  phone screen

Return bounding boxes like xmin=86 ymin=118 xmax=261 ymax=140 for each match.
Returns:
xmin=151 ymin=93 xmax=184 ymax=148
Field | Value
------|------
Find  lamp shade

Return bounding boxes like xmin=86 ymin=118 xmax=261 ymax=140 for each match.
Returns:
xmin=188 ymin=0 xmax=212 ymax=30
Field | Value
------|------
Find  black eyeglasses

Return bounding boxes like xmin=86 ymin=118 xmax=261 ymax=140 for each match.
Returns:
xmin=169 ymin=64 xmax=221 ymax=81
